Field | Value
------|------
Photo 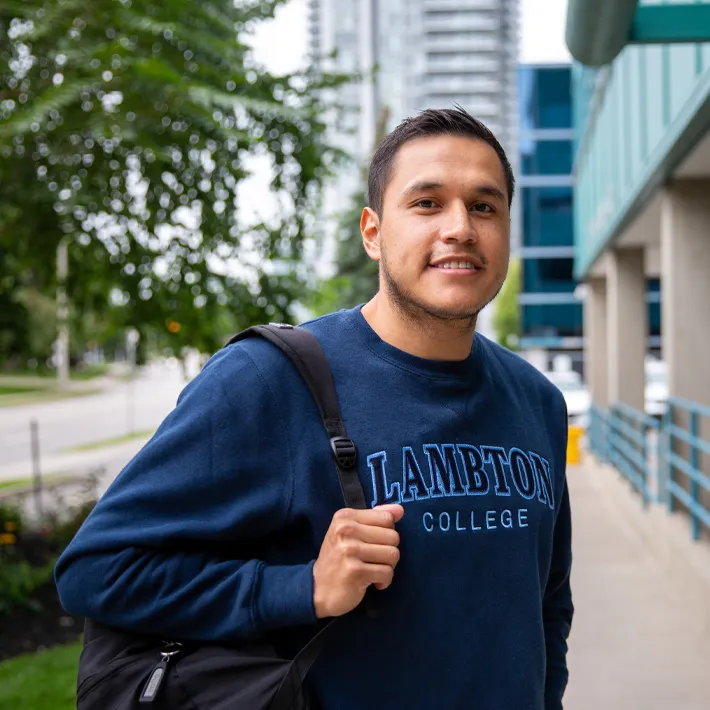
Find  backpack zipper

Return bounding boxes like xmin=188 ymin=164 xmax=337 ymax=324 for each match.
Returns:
xmin=138 ymin=642 xmax=184 ymax=704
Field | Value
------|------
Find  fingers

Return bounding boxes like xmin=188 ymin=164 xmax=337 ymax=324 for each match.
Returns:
xmin=353 ymin=523 xmax=400 ymax=547
xmin=334 ymin=505 xmax=404 ymax=529
xmin=343 ymin=540 xmax=400 ymax=568
xmin=359 ymin=563 xmax=395 ymax=591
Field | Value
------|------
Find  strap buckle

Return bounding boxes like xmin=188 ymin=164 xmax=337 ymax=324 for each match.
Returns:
xmin=330 ymin=436 xmax=357 ymax=469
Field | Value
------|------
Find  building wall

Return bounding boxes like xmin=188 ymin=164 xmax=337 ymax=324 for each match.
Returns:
xmin=518 ymin=65 xmax=583 ymax=364
xmin=573 ymin=4 xmax=710 ymax=279
xmin=308 ymin=0 xmax=520 ymax=338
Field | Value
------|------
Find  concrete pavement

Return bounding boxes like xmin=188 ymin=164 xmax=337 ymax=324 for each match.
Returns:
xmin=565 ymin=456 xmax=710 ymax=710
xmin=0 ymin=362 xmax=185 ymax=478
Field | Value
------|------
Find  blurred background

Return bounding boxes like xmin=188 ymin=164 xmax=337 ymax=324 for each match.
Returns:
xmin=1 ymin=1 xmax=710 ymax=708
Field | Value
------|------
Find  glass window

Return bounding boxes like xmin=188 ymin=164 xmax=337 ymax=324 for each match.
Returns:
xmin=534 ymin=68 xmax=571 ymax=129
xmin=521 ymin=140 xmax=572 ymax=175
xmin=523 ymin=258 xmax=575 ymax=294
xmin=522 ymin=187 xmax=573 ymax=247
xmin=518 ymin=66 xmax=572 ymax=130
xmin=522 ymin=304 xmax=583 ymax=338
xmin=425 ymin=10 xmax=497 ymax=20
xmin=648 ymin=278 xmax=661 ymax=336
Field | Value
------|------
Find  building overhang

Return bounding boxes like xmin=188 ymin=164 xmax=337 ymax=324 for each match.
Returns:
xmin=566 ymin=0 xmax=710 ymax=67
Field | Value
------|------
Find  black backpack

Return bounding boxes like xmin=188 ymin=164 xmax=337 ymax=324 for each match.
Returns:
xmin=75 ymin=324 xmax=368 ymax=710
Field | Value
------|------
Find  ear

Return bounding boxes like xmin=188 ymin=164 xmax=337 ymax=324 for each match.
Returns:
xmin=361 ymin=207 xmax=381 ymax=262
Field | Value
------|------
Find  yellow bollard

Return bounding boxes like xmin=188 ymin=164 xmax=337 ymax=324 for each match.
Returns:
xmin=567 ymin=425 xmax=583 ymax=465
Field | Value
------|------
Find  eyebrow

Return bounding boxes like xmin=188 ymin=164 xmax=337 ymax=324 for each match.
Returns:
xmin=401 ymin=180 xmax=444 ymax=198
xmin=401 ymin=180 xmax=506 ymax=203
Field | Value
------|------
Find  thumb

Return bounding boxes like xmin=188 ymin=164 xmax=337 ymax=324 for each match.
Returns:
xmin=375 ymin=504 xmax=405 ymax=523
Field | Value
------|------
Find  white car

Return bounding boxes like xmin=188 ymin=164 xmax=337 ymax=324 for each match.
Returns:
xmin=645 ymin=358 xmax=668 ymax=418
xmin=543 ymin=369 xmax=591 ymax=426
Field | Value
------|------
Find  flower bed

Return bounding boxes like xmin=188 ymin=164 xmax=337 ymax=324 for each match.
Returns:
xmin=0 ymin=500 xmax=94 ymax=661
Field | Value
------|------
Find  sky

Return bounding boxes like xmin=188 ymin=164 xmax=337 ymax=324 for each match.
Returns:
xmin=241 ymin=0 xmax=572 ymax=227
xmin=251 ymin=0 xmax=572 ymax=73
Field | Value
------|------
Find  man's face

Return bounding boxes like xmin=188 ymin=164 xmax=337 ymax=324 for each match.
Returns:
xmin=364 ymin=134 xmax=511 ymax=324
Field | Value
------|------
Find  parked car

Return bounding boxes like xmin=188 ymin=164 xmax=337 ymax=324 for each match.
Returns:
xmin=645 ymin=357 xmax=668 ymax=418
xmin=543 ymin=369 xmax=591 ymax=426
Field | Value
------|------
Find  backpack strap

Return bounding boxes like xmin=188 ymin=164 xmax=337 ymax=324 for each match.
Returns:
xmin=227 ymin=323 xmax=368 ymax=511
xmin=227 ymin=323 xmax=376 ymax=708
xmin=228 ymin=323 xmax=370 ymax=709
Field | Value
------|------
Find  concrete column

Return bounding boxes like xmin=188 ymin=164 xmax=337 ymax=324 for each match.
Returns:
xmin=661 ymin=179 xmax=710 ymax=534
xmin=607 ymin=248 xmax=646 ymax=409
xmin=661 ymin=180 xmax=710 ymax=403
xmin=583 ymin=277 xmax=608 ymax=407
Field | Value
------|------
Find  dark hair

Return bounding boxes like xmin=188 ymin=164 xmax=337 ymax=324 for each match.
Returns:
xmin=367 ymin=106 xmax=515 ymax=217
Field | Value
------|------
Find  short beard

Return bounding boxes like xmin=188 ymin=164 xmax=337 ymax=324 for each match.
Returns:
xmin=380 ymin=250 xmax=503 ymax=335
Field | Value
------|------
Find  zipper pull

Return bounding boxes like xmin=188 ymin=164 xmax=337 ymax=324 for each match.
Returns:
xmin=139 ymin=642 xmax=183 ymax=704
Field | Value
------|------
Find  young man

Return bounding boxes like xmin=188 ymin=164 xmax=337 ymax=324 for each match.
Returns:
xmin=56 ymin=108 xmax=573 ymax=709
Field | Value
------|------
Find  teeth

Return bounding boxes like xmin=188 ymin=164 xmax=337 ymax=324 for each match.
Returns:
xmin=434 ymin=261 xmax=476 ymax=269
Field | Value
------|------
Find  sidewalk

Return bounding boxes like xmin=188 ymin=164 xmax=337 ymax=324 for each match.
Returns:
xmin=564 ymin=456 xmax=710 ymax=710
xmin=0 ymin=436 xmax=150 ymax=485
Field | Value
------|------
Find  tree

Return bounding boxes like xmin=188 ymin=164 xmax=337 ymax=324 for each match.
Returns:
xmin=493 ymin=257 xmax=521 ymax=351
xmin=309 ymin=105 xmax=391 ymax=315
xmin=0 ymin=0 xmax=347 ymax=363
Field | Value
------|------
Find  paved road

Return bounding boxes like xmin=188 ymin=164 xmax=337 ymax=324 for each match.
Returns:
xmin=0 ymin=362 xmax=186 ymax=474
xmin=565 ymin=459 xmax=710 ymax=709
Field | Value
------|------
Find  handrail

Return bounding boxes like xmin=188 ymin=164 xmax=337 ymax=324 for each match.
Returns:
xmin=589 ymin=398 xmax=710 ymax=543
xmin=664 ymin=399 xmax=710 ymax=540
xmin=668 ymin=396 xmax=710 ymax=419
xmin=604 ymin=402 xmax=658 ymax=505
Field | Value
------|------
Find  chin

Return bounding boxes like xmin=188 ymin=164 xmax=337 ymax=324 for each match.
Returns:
xmin=417 ymin=297 xmax=485 ymax=322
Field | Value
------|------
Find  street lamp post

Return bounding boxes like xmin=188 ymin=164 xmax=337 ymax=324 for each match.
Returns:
xmin=126 ymin=328 xmax=140 ymax=435
xmin=56 ymin=238 xmax=70 ymax=389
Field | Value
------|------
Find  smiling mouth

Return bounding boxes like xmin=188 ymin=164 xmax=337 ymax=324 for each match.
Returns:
xmin=429 ymin=261 xmax=482 ymax=271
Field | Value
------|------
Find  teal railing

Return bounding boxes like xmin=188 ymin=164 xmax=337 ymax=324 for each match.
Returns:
xmin=663 ymin=398 xmax=710 ymax=541
xmin=589 ymin=399 xmax=710 ymax=541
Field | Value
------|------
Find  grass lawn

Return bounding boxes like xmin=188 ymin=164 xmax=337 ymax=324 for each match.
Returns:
xmin=0 ymin=478 xmax=27 ymax=491
xmin=0 ymin=474 xmax=75 ymax=492
xmin=0 ymin=642 xmax=81 ymax=710
xmin=0 ymin=364 xmax=110 ymax=381
xmin=63 ymin=428 xmax=155 ymax=453
xmin=0 ymin=387 xmax=102 ymax=408
xmin=0 ymin=384 xmax=46 ymax=396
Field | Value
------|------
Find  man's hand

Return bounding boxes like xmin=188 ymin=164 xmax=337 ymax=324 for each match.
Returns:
xmin=312 ymin=504 xmax=404 ymax=619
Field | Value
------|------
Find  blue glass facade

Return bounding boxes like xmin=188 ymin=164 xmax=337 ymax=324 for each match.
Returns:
xmin=518 ymin=65 xmax=662 ymax=363
xmin=518 ymin=65 xmax=582 ymax=351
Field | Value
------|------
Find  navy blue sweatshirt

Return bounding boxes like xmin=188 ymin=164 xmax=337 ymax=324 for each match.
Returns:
xmin=56 ymin=306 xmax=573 ymax=710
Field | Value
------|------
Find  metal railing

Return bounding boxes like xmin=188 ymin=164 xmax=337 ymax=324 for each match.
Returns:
xmin=589 ymin=399 xmax=710 ymax=541
xmin=662 ymin=398 xmax=710 ymax=541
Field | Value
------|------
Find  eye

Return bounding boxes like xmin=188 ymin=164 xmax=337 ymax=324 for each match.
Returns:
xmin=414 ymin=199 xmax=437 ymax=209
xmin=471 ymin=203 xmax=494 ymax=213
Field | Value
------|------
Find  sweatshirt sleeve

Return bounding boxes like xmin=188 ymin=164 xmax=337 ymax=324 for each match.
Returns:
xmin=543 ymin=473 xmax=574 ymax=710
xmin=54 ymin=343 xmax=318 ymax=643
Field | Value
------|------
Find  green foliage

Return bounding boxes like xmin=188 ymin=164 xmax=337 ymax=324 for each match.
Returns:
xmin=0 ymin=502 xmax=24 ymax=537
xmin=0 ymin=0 xmax=349 ymax=361
xmin=0 ymin=498 xmax=94 ymax=617
xmin=309 ymin=183 xmax=378 ymax=316
xmin=0 ymin=641 xmax=82 ymax=710
xmin=309 ymin=104 xmax=394 ymax=315
xmin=493 ymin=258 xmax=521 ymax=351
xmin=0 ymin=560 xmax=55 ymax=615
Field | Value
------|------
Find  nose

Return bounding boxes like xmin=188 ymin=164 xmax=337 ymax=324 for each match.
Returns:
xmin=439 ymin=201 xmax=477 ymax=244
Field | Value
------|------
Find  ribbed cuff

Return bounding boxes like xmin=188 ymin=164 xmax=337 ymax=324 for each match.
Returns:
xmin=255 ymin=560 xmax=318 ymax=630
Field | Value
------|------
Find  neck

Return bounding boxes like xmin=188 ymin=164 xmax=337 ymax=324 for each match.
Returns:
xmin=360 ymin=292 xmax=477 ymax=362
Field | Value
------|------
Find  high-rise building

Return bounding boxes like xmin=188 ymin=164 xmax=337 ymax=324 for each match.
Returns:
xmin=517 ymin=63 xmax=660 ymax=374
xmin=309 ymin=0 xmax=518 ymax=158
xmin=308 ymin=0 xmax=520 ymax=337
xmin=517 ymin=64 xmax=582 ymax=370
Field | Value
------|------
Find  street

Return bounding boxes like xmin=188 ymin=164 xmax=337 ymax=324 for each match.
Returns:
xmin=0 ymin=362 xmax=187 ymax=481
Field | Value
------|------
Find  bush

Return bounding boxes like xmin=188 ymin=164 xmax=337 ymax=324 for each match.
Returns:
xmin=0 ymin=500 xmax=94 ymax=620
